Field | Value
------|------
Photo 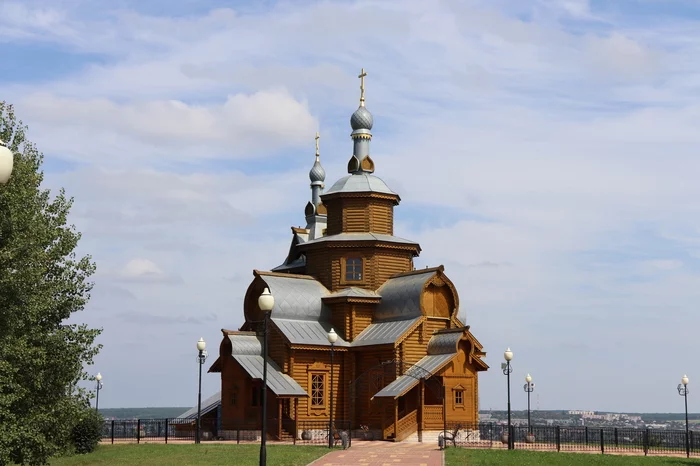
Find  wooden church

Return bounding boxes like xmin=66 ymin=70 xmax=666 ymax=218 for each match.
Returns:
xmin=209 ymin=70 xmax=488 ymax=442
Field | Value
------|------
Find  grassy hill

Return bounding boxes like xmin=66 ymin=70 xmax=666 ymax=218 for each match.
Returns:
xmin=99 ymin=407 xmax=189 ymax=419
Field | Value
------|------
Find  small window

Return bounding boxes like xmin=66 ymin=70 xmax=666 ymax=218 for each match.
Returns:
xmin=232 ymin=392 xmax=237 ymax=406
xmin=311 ymin=374 xmax=325 ymax=407
xmin=251 ymin=387 xmax=260 ymax=407
xmin=345 ymin=257 xmax=363 ymax=281
xmin=454 ymin=390 xmax=464 ymax=407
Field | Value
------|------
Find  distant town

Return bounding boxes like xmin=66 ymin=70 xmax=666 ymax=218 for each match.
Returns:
xmin=480 ymin=410 xmax=700 ymax=430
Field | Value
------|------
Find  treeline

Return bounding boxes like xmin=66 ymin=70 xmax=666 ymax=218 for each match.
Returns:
xmin=100 ymin=407 xmax=190 ymax=419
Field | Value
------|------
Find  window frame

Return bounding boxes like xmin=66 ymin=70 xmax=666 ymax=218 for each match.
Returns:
xmin=307 ymin=371 xmax=328 ymax=415
xmin=340 ymin=256 xmax=366 ymax=285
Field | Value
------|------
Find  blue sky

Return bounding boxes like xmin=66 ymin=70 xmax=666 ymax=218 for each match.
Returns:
xmin=2 ymin=0 xmax=700 ymax=414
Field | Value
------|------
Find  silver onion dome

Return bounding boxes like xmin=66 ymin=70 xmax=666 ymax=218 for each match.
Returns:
xmin=350 ymin=106 xmax=373 ymax=131
xmin=309 ymin=157 xmax=326 ymax=183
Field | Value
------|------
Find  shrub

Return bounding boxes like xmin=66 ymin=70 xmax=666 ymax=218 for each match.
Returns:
xmin=71 ymin=410 xmax=104 ymax=454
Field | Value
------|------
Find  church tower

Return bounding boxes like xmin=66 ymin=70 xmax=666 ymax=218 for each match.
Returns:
xmin=299 ymin=68 xmax=421 ymax=292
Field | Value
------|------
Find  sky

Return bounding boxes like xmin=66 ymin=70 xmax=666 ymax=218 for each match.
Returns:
xmin=2 ymin=0 xmax=700 ymax=414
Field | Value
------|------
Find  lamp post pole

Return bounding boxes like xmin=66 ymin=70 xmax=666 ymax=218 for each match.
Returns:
xmin=258 ymin=288 xmax=275 ymax=466
xmin=327 ymin=328 xmax=337 ymax=449
xmin=95 ymin=373 xmax=103 ymax=413
xmin=196 ymin=338 xmax=207 ymax=444
xmin=523 ymin=374 xmax=534 ymax=434
xmin=678 ymin=375 xmax=690 ymax=459
xmin=502 ymin=348 xmax=513 ymax=450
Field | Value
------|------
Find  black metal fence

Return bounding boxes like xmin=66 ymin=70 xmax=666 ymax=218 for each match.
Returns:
xmin=442 ymin=422 xmax=700 ymax=457
xmin=101 ymin=418 xmax=351 ymax=448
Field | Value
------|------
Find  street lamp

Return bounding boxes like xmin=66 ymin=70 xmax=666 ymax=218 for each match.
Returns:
xmin=523 ymin=374 xmax=535 ymax=438
xmin=95 ymin=373 xmax=103 ymax=413
xmin=196 ymin=337 xmax=207 ymax=444
xmin=327 ymin=328 xmax=337 ymax=449
xmin=258 ymin=287 xmax=274 ymax=466
xmin=678 ymin=375 xmax=690 ymax=459
xmin=502 ymin=348 xmax=513 ymax=450
xmin=0 ymin=139 xmax=13 ymax=185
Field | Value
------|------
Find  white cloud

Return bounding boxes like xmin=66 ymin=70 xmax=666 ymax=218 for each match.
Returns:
xmin=120 ymin=258 xmax=164 ymax=278
xmin=16 ymin=90 xmax=317 ymax=164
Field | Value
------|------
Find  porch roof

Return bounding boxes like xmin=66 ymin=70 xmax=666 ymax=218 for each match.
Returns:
xmin=227 ymin=333 xmax=309 ymax=397
xmin=371 ymin=329 xmax=465 ymax=399
xmin=371 ymin=353 xmax=455 ymax=399
xmin=175 ymin=391 xmax=221 ymax=420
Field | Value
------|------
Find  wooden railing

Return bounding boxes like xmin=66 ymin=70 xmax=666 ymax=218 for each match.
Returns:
xmin=424 ymin=405 xmax=444 ymax=430
xmin=395 ymin=409 xmax=418 ymax=442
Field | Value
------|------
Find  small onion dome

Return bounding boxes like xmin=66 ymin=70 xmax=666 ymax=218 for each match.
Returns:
xmin=350 ymin=106 xmax=373 ymax=131
xmin=309 ymin=157 xmax=325 ymax=183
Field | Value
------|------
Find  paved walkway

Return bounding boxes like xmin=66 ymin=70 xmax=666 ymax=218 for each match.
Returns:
xmin=308 ymin=441 xmax=442 ymax=466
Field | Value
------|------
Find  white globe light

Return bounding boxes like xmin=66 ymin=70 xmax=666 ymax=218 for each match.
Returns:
xmin=96 ymin=372 xmax=102 ymax=382
xmin=197 ymin=337 xmax=206 ymax=352
xmin=504 ymin=348 xmax=513 ymax=361
xmin=525 ymin=373 xmax=532 ymax=384
xmin=682 ymin=375 xmax=689 ymax=386
xmin=258 ymin=287 xmax=275 ymax=312
xmin=327 ymin=328 xmax=338 ymax=344
xmin=0 ymin=140 xmax=13 ymax=185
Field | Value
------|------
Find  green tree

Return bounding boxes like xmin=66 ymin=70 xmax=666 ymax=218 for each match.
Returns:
xmin=0 ymin=102 xmax=102 ymax=465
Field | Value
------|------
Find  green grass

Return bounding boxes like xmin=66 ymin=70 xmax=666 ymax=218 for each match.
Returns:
xmin=445 ymin=449 xmax=700 ymax=465
xmin=49 ymin=444 xmax=328 ymax=466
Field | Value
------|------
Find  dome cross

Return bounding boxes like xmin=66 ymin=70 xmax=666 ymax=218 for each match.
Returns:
xmin=358 ymin=68 xmax=367 ymax=107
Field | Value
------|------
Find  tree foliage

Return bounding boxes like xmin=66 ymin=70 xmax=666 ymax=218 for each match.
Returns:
xmin=0 ymin=102 xmax=102 ymax=465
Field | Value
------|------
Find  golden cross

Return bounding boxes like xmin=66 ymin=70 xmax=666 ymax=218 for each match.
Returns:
xmin=358 ymin=68 xmax=367 ymax=106
xmin=315 ymin=132 xmax=320 ymax=155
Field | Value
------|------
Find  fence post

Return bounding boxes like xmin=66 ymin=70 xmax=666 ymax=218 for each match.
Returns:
xmin=165 ymin=419 xmax=169 ymax=444
xmin=111 ymin=420 xmax=115 ymax=444
xmin=691 ymin=430 xmax=694 ymax=455
xmin=643 ymin=428 xmax=648 ymax=456
xmin=585 ymin=426 xmax=588 ymax=446
xmin=614 ymin=427 xmax=618 ymax=447
xmin=600 ymin=428 xmax=604 ymax=454
xmin=137 ymin=419 xmax=141 ymax=444
xmin=556 ymin=426 xmax=561 ymax=452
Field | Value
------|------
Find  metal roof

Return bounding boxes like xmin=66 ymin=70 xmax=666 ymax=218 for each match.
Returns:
xmin=229 ymin=333 xmax=262 ymax=355
xmin=427 ymin=330 xmax=463 ymax=355
xmin=324 ymin=173 xmax=397 ymax=196
xmin=273 ymin=318 xmax=350 ymax=347
xmin=176 ymin=391 xmax=221 ymax=420
xmin=374 ymin=270 xmax=435 ymax=321
xmin=271 ymin=256 xmax=306 ymax=272
xmin=225 ymin=333 xmax=308 ymax=396
xmin=301 ymin=232 xmax=419 ymax=248
xmin=324 ymin=287 xmax=380 ymax=299
xmin=233 ymin=355 xmax=308 ymax=397
xmin=372 ymin=353 xmax=456 ymax=399
xmin=260 ymin=274 xmax=330 ymax=321
xmin=352 ymin=317 xmax=421 ymax=347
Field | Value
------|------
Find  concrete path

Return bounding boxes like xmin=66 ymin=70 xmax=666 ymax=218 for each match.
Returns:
xmin=308 ymin=441 xmax=443 ymax=466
